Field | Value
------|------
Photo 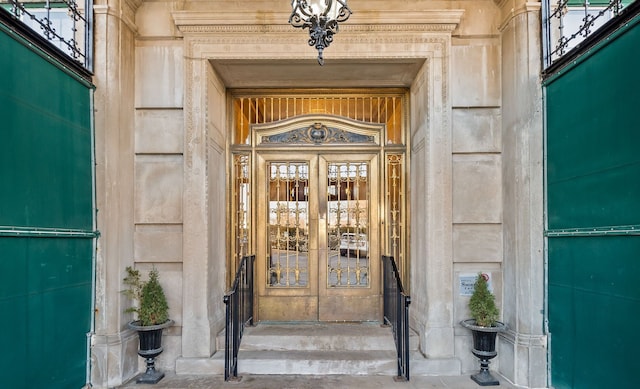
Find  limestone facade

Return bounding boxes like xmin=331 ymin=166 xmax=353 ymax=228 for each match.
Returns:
xmin=90 ymin=0 xmax=546 ymax=387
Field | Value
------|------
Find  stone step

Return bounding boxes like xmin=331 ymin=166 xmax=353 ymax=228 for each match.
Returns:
xmin=216 ymin=322 xmax=420 ymax=352
xmin=177 ymin=323 xmax=458 ymax=377
xmin=211 ymin=323 xmax=419 ymax=376
xmin=236 ymin=349 xmax=398 ymax=375
xmin=175 ymin=349 xmax=462 ymax=376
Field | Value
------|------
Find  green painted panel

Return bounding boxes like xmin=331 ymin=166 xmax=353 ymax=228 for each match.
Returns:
xmin=567 ymin=0 xmax=633 ymax=6
xmin=0 ymin=237 xmax=93 ymax=388
xmin=546 ymin=17 xmax=640 ymax=229
xmin=548 ymin=236 xmax=640 ymax=389
xmin=0 ymin=25 xmax=93 ymax=389
xmin=547 ymin=162 xmax=640 ymax=229
xmin=0 ymin=24 xmax=92 ymax=230
xmin=546 ymin=13 xmax=640 ymax=389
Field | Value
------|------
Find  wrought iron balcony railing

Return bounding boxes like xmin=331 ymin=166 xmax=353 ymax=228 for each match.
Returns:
xmin=543 ymin=0 xmax=636 ymax=68
xmin=1 ymin=0 xmax=91 ymax=71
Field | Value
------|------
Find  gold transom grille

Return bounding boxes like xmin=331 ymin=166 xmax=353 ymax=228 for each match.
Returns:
xmin=232 ymin=92 xmax=405 ymax=146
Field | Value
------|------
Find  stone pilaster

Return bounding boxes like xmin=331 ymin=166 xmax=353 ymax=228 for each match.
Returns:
xmin=499 ymin=1 xmax=548 ymax=387
xmin=91 ymin=0 xmax=140 ymax=386
xmin=180 ymin=50 xmax=214 ymax=358
xmin=171 ymin=27 xmax=232 ymax=364
xmin=410 ymin=40 xmax=455 ymax=360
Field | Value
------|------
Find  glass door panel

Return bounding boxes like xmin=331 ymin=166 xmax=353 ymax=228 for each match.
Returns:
xmin=256 ymin=153 xmax=380 ymax=322
xmin=318 ymin=154 xmax=380 ymax=322
xmin=256 ymin=154 xmax=319 ymax=321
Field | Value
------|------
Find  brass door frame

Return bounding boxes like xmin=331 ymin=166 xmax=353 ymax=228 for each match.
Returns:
xmin=255 ymin=152 xmax=320 ymax=321
xmin=228 ymin=91 xmax=410 ymax=293
xmin=255 ymin=152 xmax=380 ymax=322
xmin=318 ymin=153 xmax=380 ymax=321
xmin=251 ymin=115 xmax=384 ymax=322
xmin=228 ymin=109 xmax=409 ymax=322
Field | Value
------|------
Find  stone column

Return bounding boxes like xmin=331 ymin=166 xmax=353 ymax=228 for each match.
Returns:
xmin=180 ymin=38 xmax=219 ymax=359
xmin=91 ymin=0 xmax=140 ymax=386
xmin=498 ymin=1 xmax=547 ymax=387
xmin=180 ymin=54 xmax=210 ymax=358
xmin=410 ymin=34 xmax=462 ymax=375
xmin=173 ymin=32 xmax=232 ymax=373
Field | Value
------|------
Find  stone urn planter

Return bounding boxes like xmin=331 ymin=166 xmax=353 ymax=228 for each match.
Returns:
xmin=460 ymin=319 xmax=506 ymax=386
xmin=461 ymin=273 xmax=506 ymax=386
xmin=128 ymin=319 xmax=174 ymax=384
xmin=123 ymin=266 xmax=172 ymax=384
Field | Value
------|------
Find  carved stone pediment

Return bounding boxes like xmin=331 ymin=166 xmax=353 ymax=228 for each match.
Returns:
xmin=253 ymin=115 xmax=383 ymax=147
xmin=261 ymin=122 xmax=375 ymax=145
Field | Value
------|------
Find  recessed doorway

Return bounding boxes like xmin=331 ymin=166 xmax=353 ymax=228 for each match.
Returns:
xmin=229 ymin=91 xmax=409 ymax=323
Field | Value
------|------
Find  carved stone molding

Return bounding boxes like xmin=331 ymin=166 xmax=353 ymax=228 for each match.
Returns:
xmin=181 ymin=35 xmax=450 ymax=63
xmin=263 ymin=124 xmax=374 ymax=145
xmin=177 ymin=5 xmax=456 ymax=362
xmin=501 ymin=328 xmax=548 ymax=348
xmin=176 ymin=23 xmax=460 ymax=35
xmin=123 ymin=0 xmax=144 ymax=14
xmin=498 ymin=1 xmax=542 ymax=31
xmin=253 ymin=115 xmax=383 ymax=147
xmin=93 ymin=1 xmax=138 ymax=33
xmin=174 ymin=8 xmax=458 ymax=62
xmin=173 ymin=10 xmax=465 ymax=32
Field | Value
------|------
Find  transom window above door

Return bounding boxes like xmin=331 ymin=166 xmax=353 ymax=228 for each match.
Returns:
xmin=231 ymin=90 xmax=407 ymax=146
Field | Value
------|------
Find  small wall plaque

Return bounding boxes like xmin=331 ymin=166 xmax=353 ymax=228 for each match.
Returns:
xmin=459 ymin=272 xmax=493 ymax=296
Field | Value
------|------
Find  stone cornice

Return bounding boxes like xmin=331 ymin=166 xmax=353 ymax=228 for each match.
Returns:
xmin=175 ymin=24 xmax=460 ymax=35
xmin=350 ymin=9 xmax=465 ymax=26
xmin=181 ymin=34 xmax=449 ymax=62
xmin=173 ymin=9 xmax=464 ymax=34
xmin=494 ymin=0 xmax=541 ymax=9
xmin=123 ymin=0 xmax=144 ymax=12
xmin=498 ymin=1 xmax=542 ymax=31
xmin=93 ymin=2 xmax=138 ymax=34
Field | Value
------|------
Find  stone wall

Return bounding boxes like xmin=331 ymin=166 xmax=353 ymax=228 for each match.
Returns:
xmin=450 ymin=2 xmax=504 ymax=374
xmin=90 ymin=0 xmax=547 ymax=387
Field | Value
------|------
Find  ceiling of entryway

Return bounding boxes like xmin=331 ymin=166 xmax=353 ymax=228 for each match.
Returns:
xmin=209 ymin=58 xmax=426 ymax=88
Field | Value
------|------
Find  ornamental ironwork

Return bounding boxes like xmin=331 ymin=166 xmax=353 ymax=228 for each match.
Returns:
xmin=543 ymin=0 xmax=635 ymax=68
xmin=262 ymin=122 xmax=375 ymax=145
xmin=1 ymin=0 xmax=92 ymax=70
xmin=289 ymin=0 xmax=352 ymax=65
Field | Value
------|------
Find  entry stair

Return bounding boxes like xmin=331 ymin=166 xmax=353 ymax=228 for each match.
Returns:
xmin=238 ymin=323 xmax=404 ymax=375
xmin=177 ymin=322 xmax=462 ymax=376
xmin=233 ymin=322 xmax=412 ymax=375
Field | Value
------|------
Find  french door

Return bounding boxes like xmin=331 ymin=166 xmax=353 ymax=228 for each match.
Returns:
xmin=255 ymin=152 xmax=380 ymax=321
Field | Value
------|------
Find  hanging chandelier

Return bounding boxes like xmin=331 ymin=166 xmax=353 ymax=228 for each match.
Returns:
xmin=289 ymin=0 xmax=352 ymax=65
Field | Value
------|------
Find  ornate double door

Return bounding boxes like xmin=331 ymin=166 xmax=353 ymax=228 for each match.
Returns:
xmin=256 ymin=152 xmax=380 ymax=322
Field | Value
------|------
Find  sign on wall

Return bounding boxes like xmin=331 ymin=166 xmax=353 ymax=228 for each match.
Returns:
xmin=459 ymin=272 xmax=493 ymax=296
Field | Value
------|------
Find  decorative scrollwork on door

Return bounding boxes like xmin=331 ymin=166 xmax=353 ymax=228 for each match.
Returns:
xmin=326 ymin=161 xmax=370 ymax=288
xmin=267 ymin=162 xmax=310 ymax=287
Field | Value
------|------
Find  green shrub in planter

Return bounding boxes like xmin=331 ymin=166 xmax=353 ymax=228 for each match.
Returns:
xmin=468 ymin=273 xmax=499 ymax=327
xmin=123 ymin=266 xmax=172 ymax=384
xmin=123 ymin=266 xmax=169 ymax=326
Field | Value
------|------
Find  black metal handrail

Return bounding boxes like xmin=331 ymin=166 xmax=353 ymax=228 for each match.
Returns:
xmin=382 ymin=255 xmax=411 ymax=381
xmin=223 ymin=255 xmax=254 ymax=381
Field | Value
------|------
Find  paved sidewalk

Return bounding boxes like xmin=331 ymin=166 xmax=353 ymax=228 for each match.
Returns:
xmin=120 ymin=373 xmax=520 ymax=389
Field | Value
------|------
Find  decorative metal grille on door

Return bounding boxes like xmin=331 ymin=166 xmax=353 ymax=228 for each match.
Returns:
xmin=267 ymin=162 xmax=310 ymax=287
xmin=327 ymin=161 xmax=370 ymax=288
